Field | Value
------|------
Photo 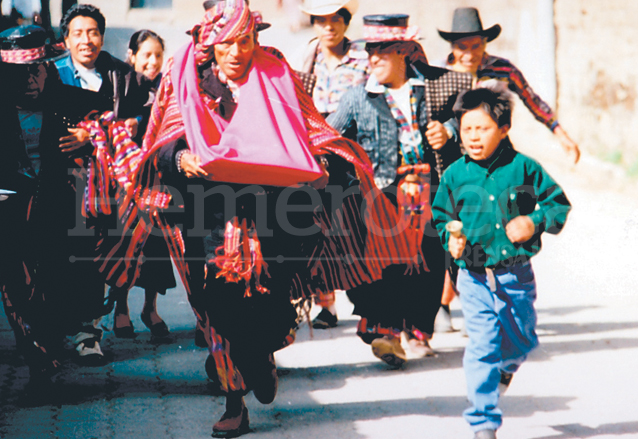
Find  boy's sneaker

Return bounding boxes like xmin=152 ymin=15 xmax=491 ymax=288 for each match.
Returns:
xmin=499 ymin=372 xmax=513 ymax=395
xmin=371 ymin=335 xmax=407 ymax=367
xmin=474 ymin=429 xmax=497 ymax=439
xmin=312 ymin=308 xmax=338 ymax=329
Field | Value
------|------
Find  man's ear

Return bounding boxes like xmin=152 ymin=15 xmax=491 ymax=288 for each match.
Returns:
xmin=500 ymin=124 xmax=511 ymax=138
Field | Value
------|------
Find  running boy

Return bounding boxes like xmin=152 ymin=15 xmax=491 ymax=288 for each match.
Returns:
xmin=432 ymin=87 xmax=572 ymax=439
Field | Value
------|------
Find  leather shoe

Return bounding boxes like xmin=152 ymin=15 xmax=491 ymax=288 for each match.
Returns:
xmin=141 ymin=312 xmax=170 ymax=338
xmin=113 ymin=323 xmax=136 ymax=339
xmin=212 ymin=405 xmax=250 ymax=438
xmin=312 ymin=308 xmax=338 ymax=329
xmin=371 ymin=335 xmax=407 ymax=367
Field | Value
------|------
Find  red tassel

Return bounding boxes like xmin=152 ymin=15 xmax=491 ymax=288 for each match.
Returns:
xmin=214 ymin=218 xmax=270 ymax=297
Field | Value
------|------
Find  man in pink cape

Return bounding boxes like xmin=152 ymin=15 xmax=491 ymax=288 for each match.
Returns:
xmin=115 ymin=0 xmax=426 ymax=436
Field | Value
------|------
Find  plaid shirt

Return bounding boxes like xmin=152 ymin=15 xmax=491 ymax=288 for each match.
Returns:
xmin=446 ymin=53 xmax=559 ymax=131
xmin=311 ymin=40 xmax=369 ymax=115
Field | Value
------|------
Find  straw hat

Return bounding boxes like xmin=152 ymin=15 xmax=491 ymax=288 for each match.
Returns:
xmin=300 ymin=0 xmax=359 ymax=17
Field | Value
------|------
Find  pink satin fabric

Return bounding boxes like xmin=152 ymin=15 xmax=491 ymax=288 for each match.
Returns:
xmin=172 ymin=42 xmax=322 ymax=186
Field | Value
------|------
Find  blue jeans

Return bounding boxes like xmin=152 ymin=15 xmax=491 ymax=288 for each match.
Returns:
xmin=457 ymin=262 xmax=539 ymax=432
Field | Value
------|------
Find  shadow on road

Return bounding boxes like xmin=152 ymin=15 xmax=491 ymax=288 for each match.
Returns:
xmin=532 ymin=421 xmax=638 ymax=439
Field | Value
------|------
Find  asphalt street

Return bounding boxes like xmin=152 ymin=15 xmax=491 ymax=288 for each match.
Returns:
xmin=2 ymin=135 xmax=638 ymax=439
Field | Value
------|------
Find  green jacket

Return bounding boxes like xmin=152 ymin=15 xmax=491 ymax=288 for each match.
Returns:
xmin=432 ymin=139 xmax=571 ymax=269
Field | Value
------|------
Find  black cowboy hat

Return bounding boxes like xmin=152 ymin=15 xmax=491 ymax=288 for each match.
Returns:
xmin=0 ymin=25 xmax=66 ymax=64
xmin=437 ymin=7 xmax=501 ymax=43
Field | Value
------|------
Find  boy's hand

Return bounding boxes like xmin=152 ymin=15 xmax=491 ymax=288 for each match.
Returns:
xmin=506 ymin=216 xmax=535 ymax=243
xmin=425 ymin=121 xmax=449 ymax=150
xmin=448 ymin=234 xmax=467 ymax=259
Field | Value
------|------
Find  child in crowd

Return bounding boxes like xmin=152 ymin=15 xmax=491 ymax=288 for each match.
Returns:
xmin=432 ymin=87 xmax=572 ymax=439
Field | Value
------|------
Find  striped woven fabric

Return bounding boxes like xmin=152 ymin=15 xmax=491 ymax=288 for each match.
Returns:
xmin=83 ymin=44 xmax=425 ymax=303
xmin=362 ymin=24 xmax=420 ymax=42
xmin=0 ymin=45 xmax=46 ymax=63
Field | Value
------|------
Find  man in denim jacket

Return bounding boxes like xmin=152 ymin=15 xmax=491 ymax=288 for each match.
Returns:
xmin=327 ymin=14 xmax=471 ymax=366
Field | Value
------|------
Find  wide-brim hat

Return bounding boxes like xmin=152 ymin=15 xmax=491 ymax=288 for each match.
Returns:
xmin=0 ymin=25 xmax=66 ymax=64
xmin=354 ymin=14 xmax=421 ymax=44
xmin=300 ymin=0 xmax=358 ymax=17
xmin=438 ymin=7 xmax=501 ymax=43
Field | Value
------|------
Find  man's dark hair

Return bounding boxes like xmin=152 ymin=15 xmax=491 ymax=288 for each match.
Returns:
xmin=453 ymin=87 xmax=512 ymax=128
xmin=60 ymin=4 xmax=106 ymax=38
xmin=310 ymin=8 xmax=352 ymax=26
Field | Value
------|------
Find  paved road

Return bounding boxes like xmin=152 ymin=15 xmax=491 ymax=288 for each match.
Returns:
xmin=3 ymin=14 xmax=638 ymax=439
xmin=2 ymin=132 xmax=638 ymax=439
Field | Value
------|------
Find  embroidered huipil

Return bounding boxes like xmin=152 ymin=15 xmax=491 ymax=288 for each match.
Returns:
xmin=432 ymin=140 xmax=571 ymax=270
xmin=312 ymin=40 xmax=369 ymax=115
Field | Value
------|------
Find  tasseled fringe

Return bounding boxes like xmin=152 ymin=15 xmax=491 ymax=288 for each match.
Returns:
xmin=397 ymin=163 xmax=432 ymax=274
xmin=79 ymin=112 xmax=168 ymax=219
xmin=213 ymin=218 xmax=270 ymax=297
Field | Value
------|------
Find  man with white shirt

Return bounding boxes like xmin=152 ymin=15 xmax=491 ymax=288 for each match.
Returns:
xmin=54 ymin=4 xmax=146 ymax=362
xmin=55 ymin=4 xmax=144 ymax=144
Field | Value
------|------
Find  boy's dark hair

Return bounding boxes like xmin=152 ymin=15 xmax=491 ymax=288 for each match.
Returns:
xmin=60 ymin=4 xmax=106 ymax=38
xmin=310 ymin=8 xmax=352 ymax=26
xmin=453 ymin=86 xmax=512 ymax=128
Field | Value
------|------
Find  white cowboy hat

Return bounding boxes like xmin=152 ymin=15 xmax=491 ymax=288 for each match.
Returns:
xmin=300 ymin=0 xmax=359 ymax=17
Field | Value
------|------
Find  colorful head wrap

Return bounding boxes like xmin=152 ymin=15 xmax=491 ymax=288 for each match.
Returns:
xmin=0 ymin=25 xmax=66 ymax=64
xmin=190 ymin=0 xmax=257 ymax=66
xmin=359 ymin=14 xmax=420 ymax=43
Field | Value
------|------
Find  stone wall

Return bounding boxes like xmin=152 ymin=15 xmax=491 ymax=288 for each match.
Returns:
xmin=555 ymin=0 xmax=638 ymax=174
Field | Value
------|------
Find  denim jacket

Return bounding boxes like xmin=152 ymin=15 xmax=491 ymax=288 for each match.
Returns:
xmin=327 ymin=65 xmax=471 ymax=188
xmin=55 ymin=51 xmax=146 ymax=121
